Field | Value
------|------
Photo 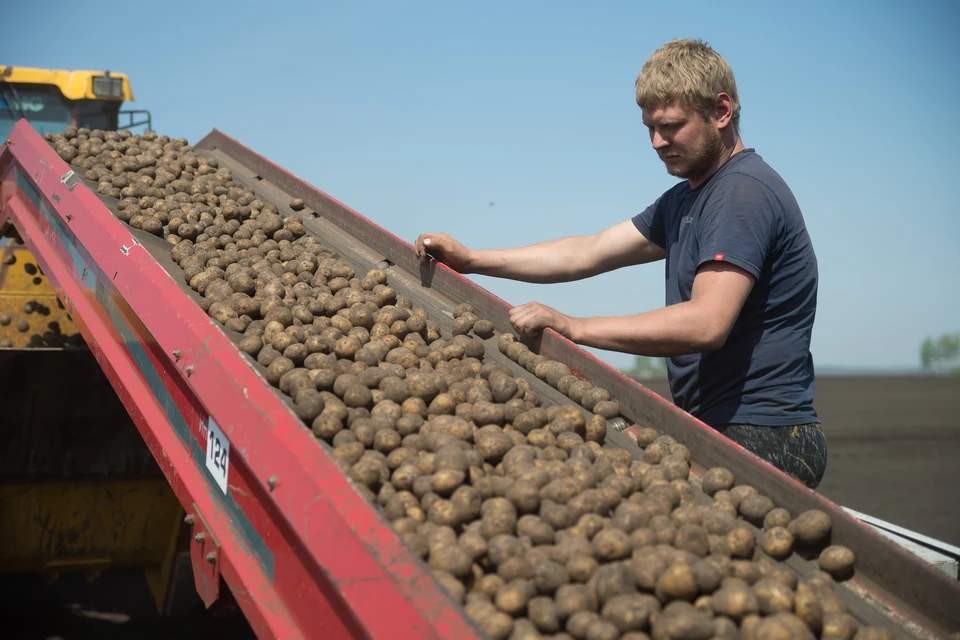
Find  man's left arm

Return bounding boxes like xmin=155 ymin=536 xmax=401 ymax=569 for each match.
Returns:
xmin=509 ymin=262 xmax=756 ymax=356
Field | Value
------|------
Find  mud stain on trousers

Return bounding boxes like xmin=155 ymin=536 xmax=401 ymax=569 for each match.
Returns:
xmin=711 ymin=423 xmax=828 ymax=489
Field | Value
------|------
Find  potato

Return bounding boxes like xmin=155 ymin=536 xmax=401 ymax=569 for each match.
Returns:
xmin=505 ymin=479 xmax=542 ymax=514
xmin=584 ymin=619 xmax=620 ymax=640
xmin=473 ymin=319 xmax=495 ymax=339
xmin=494 ymin=579 xmax=534 ymax=616
xmin=567 ymin=380 xmax=594 ymax=403
xmin=592 ymin=400 xmax=620 ymax=419
xmin=266 ymin=356 xmax=295 ymax=386
xmin=788 ymin=510 xmax=832 ymax=546
xmin=739 ymin=494 xmax=775 ymax=525
xmin=452 ymin=313 xmax=478 ymax=336
xmin=729 ymin=485 xmax=757 ymax=504
xmin=712 ymin=616 xmax=739 ymax=640
xmin=710 ymin=585 xmax=758 ymax=621
xmin=343 ymin=384 xmax=373 ymax=408
xmin=727 ymin=527 xmax=756 ymax=559
xmin=654 ymin=562 xmax=699 ymax=603
xmin=649 ymin=607 xmax=713 ymax=640
xmin=567 ymin=554 xmax=598 ymax=583
xmin=701 ymin=467 xmax=735 ymax=496
xmin=555 ymin=583 xmax=595 ymax=622
xmin=499 ymin=556 xmax=535 ymax=582
xmin=481 ymin=497 xmax=519 ymax=538
xmin=238 ymin=335 xmax=263 ymax=356
xmin=533 ymin=561 xmax=571 ymax=595
xmin=690 ymin=560 xmax=721 ymax=595
xmin=476 ymin=429 xmax=514 ymax=464
xmin=764 ymin=507 xmax=792 ymax=530
xmin=818 ymin=545 xmax=855 ymax=580
xmin=432 ymin=469 xmax=466 ymax=497
xmin=527 ymin=596 xmax=561 ymax=633
xmin=753 ymin=578 xmax=794 ymax=615
xmin=490 ymin=373 xmax=520 ymax=403
xmin=754 ymin=612 xmax=815 ymax=640
xmin=600 ymin=593 xmax=659 ymax=633
xmin=580 ymin=387 xmax=611 ymax=411
xmin=643 ymin=442 xmax=670 ymax=465
xmin=585 ymin=414 xmax=607 ymax=444
xmin=674 ymin=525 xmax=709 ymax=558
xmin=590 ymin=563 xmax=634 ymax=605
xmin=468 ymin=604 xmax=514 ymax=640
xmin=737 ymin=614 xmax=761 ymax=640
xmin=761 ymin=526 xmax=794 ymax=560
xmin=295 ymin=393 xmax=326 ymax=421
xmin=545 ymin=361 xmax=572 ymax=387
xmin=567 ymin=611 xmax=601 ymax=639
xmin=312 ymin=413 xmax=343 ymax=440
xmin=793 ymin=582 xmax=823 ymax=635
xmin=474 ymin=401 xmax=506 ymax=426
xmin=428 ymin=543 xmax=473 ymax=579
xmin=821 ymin=613 xmax=859 ymax=640
xmin=592 ymin=528 xmax=632 ymax=561
xmin=452 ymin=302 xmax=475 ymax=318
xmin=764 ymin=563 xmax=798 ymax=590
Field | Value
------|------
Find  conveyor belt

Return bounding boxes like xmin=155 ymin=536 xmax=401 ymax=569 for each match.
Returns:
xmin=2 ymin=119 xmax=957 ymax=639
xmin=195 ymin=128 xmax=960 ymax=639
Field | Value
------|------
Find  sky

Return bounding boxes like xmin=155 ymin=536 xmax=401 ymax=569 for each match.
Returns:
xmin=4 ymin=0 xmax=958 ymax=372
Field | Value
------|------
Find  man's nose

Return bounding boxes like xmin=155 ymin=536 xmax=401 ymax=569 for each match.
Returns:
xmin=651 ymin=130 xmax=669 ymax=149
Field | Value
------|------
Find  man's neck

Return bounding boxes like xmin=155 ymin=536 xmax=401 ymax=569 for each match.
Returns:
xmin=688 ymin=136 xmax=745 ymax=190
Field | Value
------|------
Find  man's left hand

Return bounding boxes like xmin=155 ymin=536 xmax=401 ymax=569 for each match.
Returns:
xmin=508 ymin=302 xmax=577 ymax=339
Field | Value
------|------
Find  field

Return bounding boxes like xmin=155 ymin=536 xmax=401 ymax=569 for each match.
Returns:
xmin=640 ymin=375 xmax=960 ymax=546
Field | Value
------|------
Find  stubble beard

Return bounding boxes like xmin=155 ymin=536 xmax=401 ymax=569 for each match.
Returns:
xmin=666 ymin=128 xmax=723 ymax=183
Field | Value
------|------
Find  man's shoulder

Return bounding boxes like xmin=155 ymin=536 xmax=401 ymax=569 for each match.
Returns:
xmin=653 ymin=180 xmax=694 ymax=214
xmin=711 ymin=150 xmax=793 ymax=200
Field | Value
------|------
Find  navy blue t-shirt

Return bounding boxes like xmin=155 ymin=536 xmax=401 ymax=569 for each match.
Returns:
xmin=632 ymin=149 xmax=819 ymax=427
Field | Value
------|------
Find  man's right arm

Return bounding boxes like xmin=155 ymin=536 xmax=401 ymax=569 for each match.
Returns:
xmin=414 ymin=220 xmax=665 ymax=284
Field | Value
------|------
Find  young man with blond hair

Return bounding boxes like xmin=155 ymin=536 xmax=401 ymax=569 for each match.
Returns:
xmin=415 ymin=39 xmax=826 ymax=488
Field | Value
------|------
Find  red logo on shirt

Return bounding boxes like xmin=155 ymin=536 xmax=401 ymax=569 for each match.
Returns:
xmin=714 ymin=253 xmax=724 ymax=261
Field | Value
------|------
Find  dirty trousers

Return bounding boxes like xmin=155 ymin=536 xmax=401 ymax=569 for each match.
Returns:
xmin=711 ymin=423 xmax=828 ymax=489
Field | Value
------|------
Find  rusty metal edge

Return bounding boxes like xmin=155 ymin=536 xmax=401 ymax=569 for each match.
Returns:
xmin=193 ymin=128 xmax=960 ymax=638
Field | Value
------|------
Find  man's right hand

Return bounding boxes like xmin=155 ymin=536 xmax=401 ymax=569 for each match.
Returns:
xmin=414 ymin=233 xmax=475 ymax=273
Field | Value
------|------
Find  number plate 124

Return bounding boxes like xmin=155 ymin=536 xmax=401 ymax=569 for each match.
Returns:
xmin=206 ymin=417 xmax=230 ymax=494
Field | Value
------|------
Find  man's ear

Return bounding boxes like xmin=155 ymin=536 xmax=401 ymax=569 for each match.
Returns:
xmin=715 ymin=92 xmax=735 ymax=130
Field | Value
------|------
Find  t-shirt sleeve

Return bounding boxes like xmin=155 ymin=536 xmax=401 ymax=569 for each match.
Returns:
xmin=631 ymin=196 xmax=666 ymax=249
xmin=696 ymin=174 xmax=781 ymax=278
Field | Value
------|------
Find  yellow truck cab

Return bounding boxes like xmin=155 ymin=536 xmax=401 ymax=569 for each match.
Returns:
xmin=0 ymin=65 xmax=148 ymax=141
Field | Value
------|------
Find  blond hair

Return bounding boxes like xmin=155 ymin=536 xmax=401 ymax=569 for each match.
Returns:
xmin=635 ymin=39 xmax=741 ymax=132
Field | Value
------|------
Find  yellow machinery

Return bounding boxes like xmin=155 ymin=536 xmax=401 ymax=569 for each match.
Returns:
xmin=0 ymin=65 xmax=147 ymax=140
xmin=0 ymin=67 xmax=193 ymax=622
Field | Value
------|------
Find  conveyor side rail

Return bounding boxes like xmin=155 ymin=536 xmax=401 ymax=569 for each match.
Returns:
xmin=194 ymin=128 xmax=960 ymax=639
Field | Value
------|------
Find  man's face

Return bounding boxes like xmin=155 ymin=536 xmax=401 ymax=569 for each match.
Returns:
xmin=642 ymin=103 xmax=722 ymax=182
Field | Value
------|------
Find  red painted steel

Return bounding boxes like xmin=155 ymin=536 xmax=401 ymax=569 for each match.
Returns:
xmin=195 ymin=128 xmax=960 ymax=638
xmin=0 ymin=121 xmax=483 ymax=640
xmin=188 ymin=506 xmax=222 ymax=608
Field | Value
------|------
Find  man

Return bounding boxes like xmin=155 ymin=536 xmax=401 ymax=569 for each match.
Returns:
xmin=414 ymin=39 xmax=826 ymax=488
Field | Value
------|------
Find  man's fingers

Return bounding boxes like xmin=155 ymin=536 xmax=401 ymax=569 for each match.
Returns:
xmin=510 ymin=304 xmax=546 ymax=337
xmin=415 ymin=234 xmax=440 ymax=260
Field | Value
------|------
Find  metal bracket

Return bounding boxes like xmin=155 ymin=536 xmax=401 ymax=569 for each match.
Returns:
xmin=185 ymin=504 xmax=221 ymax=607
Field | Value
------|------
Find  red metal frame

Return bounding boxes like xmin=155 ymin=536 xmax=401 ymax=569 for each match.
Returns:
xmin=0 ymin=121 xmax=482 ymax=639
xmin=4 ymin=119 xmax=959 ymax=638
xmin=195 ymin=128 xmax=960 ymax=639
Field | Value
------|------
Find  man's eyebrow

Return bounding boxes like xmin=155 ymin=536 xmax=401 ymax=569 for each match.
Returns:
xmin=644 ymin=119 xmax=684 ymax=128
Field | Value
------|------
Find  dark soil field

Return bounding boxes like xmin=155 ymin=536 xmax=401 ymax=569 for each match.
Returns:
xmin=640 ymin=375 xmax=960 ymax=546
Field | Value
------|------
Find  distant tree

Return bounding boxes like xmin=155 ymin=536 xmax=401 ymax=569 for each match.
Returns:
xmin=920 ymin=333 xmax=960 ymax=373
xmin=622 ymin=356 xmax=667 ymax=380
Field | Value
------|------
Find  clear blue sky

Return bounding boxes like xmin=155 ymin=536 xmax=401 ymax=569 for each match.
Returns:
xmin=5 ymin=0 xmax=958 ymax=372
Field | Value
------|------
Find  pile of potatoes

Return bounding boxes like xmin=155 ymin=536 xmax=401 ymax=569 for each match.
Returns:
xmin=47 ymin=127 xmax=902 ymax=640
